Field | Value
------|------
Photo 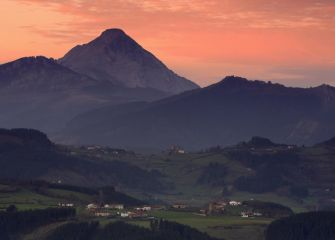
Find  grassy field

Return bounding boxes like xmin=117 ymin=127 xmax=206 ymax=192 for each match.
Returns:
xmin=97 ymin=210 xmax=271 ymax=240
xmin=0 ymin=182 xmax=273 ymax=240
xmin=0 ymin=184 xmax=95 ymax=211
xmin=151 ymin=210 xmax=271 ymax=240
xmin=85 ymin=150 xmax=315 ymax=212
xmin=0 ymin=189 xmax=58 ymax=210
xmin=22 ymin=222 xmax=69 ymax=240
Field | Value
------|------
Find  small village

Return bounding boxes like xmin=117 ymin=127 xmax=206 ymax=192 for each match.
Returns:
xmin=57 ymin=198 xmax=265 ymax=220
xmin=85 ymin=203 xmax=162 ymax=219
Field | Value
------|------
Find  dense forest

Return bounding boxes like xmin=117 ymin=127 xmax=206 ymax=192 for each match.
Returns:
xmin=197 ymin=162 xmax=227 ymax=186
xmin=0 ymin=208 xmax=75 ymax=239
xmin=266 ymin=211 xmax=335 ymax=240
xmin=47 ymin=220 xmax=219 ymax=240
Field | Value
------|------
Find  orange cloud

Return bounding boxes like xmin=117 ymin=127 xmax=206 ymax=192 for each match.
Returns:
xmin=1 ymin=0 xmax=335 ymax=86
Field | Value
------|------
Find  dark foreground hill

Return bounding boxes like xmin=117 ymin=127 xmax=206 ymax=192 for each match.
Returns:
xmin=61 ymin=76 xmax=335 ymax=149
xmin=266 ymin=211 xmax=335 ymax=240
xmin=0 ymin=128 xmax=168 ymax=192
xmin=46 ymin=220 xmax=218 ymax=240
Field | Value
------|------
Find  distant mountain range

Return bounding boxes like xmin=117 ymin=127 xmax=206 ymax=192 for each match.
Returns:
xmin=0 ymin=29 xmax=198 ymax=132
xmin=1 ymin=28 xmax=335 ymax=150
xmin=60 ymin=76 xmax=335 ymax=149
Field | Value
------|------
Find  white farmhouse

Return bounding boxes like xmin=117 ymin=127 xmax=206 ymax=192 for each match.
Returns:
xmin=120 ymin=212 xmax=129 ymax=218
xmin=87 ymin=203 xmax=98 ymax=209
xmin=229 ymin=201 xmax=242 ymax=206
xmin=105 ymin=204 xmax=124 ymax=210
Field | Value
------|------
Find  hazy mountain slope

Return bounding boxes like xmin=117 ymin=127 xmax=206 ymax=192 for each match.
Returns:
xmin=59 ymin=28 xmax=199 ymax=94
xmin=62 ymin=76 xmax=335 ymax=149
xmin=0 ymin=56 xmax=168 ymax=132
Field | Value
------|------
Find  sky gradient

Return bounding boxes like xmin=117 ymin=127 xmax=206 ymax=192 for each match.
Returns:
xmin=1 ymin=0 xmax=335 ymax=87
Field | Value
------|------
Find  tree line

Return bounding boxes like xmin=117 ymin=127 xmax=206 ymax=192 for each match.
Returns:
xmin=266 ymin=211 xmax=335 ymax=240
xmin=0 ymin=207 xmax=75 ymax=239
xmin=47 ymin=220 xmax=219 ymax=240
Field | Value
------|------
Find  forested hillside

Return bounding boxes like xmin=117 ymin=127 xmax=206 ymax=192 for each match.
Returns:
xmin=0 ymin=129 xmax=169 ymax=192
xmin=266 ymin=211 xmax=335 ymax=240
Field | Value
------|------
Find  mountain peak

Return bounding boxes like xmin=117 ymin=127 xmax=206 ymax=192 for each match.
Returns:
xmin=221 ymin=76 xmax=249 ymax=85
xmin=92 ymin=28 xmax=139 ymax=52
xmin=100 ymin=28 xmax=126 ymax=37
xmin=59 ymin=28 xmax=199 ymax=94
xmin=98 ymin=28 xmax=130 ymax=42
xmin=210 ymin=76 xmax=254 ymax=90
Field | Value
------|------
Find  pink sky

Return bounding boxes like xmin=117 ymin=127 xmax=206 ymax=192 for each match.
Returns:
xmin=1 ymin=0 xmax=335 ymax=87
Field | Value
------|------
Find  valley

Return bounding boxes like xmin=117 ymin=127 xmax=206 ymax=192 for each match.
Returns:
xmin=0 ymin=128 xmax=334 ymax=239
xmin=69 ymin=137 xmax=335 ymax=212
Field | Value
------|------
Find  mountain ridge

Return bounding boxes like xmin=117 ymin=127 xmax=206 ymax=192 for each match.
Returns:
xmin=0 ymin=56 xmax=98 ymax=91
xmin=60 ymin=76 xmax=335 ymax=149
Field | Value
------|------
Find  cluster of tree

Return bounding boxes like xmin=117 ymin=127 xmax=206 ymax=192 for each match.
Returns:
xmin=197 ymin=162 xmax=227 ymax=186
xmin=237 ymin=136 xmax=279 ymax=148
xmin=234 ymin=171 xmax=284 ymax=193
xmin=266 ymin=211 xmax=335 ymax=240
xmin=226 ymin=150 xmax=300 ymax=169
xmin=0 ymin=207 xmax=75 ymax=239
xmin=47 ymin=222 xmax=99 ymax=240
xmin=289 ymin=185 xmax=309 ymax=198
xmin=99 ymin=186 xmax=145 ymax=206
xmin=153 ymin=219 xmax=219 ymax=240
xmin=46 ymin=220 xmax=219 ymax=240
xmin=227 ymin=151 xmax=301 ymax=193
xmin=243 ymin=200 xmax=293 ymax=218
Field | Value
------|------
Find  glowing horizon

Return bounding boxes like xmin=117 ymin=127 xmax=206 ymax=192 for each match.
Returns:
xmin=1 ymin=0 xmax=335 ymax=87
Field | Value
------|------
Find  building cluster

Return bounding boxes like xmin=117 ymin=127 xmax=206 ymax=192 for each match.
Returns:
xmin=207 ymin=201 xmax=226 ymax=214
xmin=86 ymin=203 xmax=160 ymax=219
xmin=58 ymin=202 xmax=75 ymax=208
xmin=229 ymin=200 xmax=242 ymax=206
xmin=205 ymin=199 xmax=266 ymax=218
xmin=168 ymin=145 xmax=186 ymax=154
xmin=205 ymin=199 xmax=243 ymax=215
xmin=241 ymin=211 xmax=262 ymax=218
xmin=172 ymin=203 xmax=187 ymax=209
